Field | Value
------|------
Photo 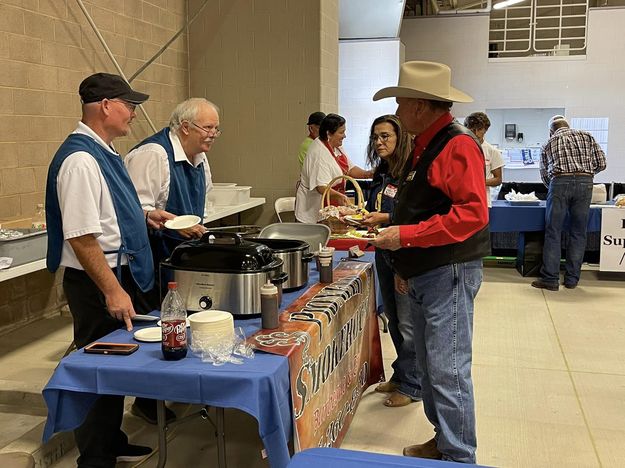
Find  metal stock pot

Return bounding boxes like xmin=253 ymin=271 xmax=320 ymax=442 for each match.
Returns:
xmin=251 ymin=238 xmax=313 ymax=290
xmin=160 ymin=232 xmax=288 ymax=316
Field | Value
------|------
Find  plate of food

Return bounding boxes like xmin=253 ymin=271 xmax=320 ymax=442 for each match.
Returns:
xmin=343 ymin=214 xmax=365 ymax=225
xmin=164 ymin=215 xmax=201 ymax=230
xmin=346 ymin=229 xmax=378 ymax=240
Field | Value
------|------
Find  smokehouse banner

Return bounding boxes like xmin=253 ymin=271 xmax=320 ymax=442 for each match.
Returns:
xmin=249 ymin=260 xmax=384 ymax=451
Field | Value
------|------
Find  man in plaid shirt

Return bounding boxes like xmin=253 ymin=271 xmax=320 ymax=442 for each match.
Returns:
xmin=532 ymin=116 xmax=606 ymax=291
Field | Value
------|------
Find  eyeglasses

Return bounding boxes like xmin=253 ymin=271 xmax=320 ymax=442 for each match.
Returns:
xmin=370 ymin=133 xmax=394 ymax=143
xmin=109 ymin=99 xmax=137 ymax=113
xmin=189 ymin=121 xmax=222 ymax=138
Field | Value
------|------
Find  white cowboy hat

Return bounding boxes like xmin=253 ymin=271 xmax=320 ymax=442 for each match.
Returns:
xmin=373 ymin=61 xmax=473 ymax=103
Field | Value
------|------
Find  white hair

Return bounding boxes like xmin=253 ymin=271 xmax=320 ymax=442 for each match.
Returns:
xmin=548 ymin=114 xmax=567 ymax=130
xmin=169 ymin=98 xmax=220 ymax=133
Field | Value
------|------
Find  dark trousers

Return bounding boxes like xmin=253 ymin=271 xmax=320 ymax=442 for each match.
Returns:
xmin=63 ymin=266 xmax=142 ymax=468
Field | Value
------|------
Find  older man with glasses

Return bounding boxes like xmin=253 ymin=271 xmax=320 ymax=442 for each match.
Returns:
xmin=45 ymin=72 xmax=173 ymax=467
xmin=124 ymin=98 xmax=220 ymax=423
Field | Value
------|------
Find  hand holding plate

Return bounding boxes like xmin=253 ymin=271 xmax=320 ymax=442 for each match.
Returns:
xmin=368 ymin=225 xmax=401 ymax=251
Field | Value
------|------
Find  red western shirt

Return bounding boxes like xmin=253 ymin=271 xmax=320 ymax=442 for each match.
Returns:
xmin=400 ymin=113 xmax=489 ymax=248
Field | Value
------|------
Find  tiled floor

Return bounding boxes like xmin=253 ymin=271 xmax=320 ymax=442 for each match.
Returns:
xmin=0 ymin=266 xmax=624 ymax=467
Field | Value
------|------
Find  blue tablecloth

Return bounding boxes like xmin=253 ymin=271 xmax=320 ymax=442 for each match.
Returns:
xmin=42 ymin=252 xmax=375 ymax=468
xmin=288 ymin=448 xmax=487 ymax=467
xmin=489 ymin=200 xmax=602 ymax=233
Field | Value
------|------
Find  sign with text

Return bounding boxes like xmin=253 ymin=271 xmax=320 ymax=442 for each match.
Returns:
xmin=249 ymin=261 xmax=384 ymax=452
xmin=599 ymin=208 xmax=625 ymax=271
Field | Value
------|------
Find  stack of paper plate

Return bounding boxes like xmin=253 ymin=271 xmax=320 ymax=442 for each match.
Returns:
xmin=188 ymin=310 xmax=234 ymax=343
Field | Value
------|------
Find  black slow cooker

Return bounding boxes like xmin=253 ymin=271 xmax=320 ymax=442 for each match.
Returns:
xmin=161 ymin=232 xmax=288 ymax=316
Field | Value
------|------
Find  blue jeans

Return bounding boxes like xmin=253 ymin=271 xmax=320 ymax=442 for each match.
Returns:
xmin=540 ymin=175 xmax=593 ymax=286
xmin=375 ymin=250 xmax=422 ymax=400
xmin=407 ymin=260 xmax=482 ymax=463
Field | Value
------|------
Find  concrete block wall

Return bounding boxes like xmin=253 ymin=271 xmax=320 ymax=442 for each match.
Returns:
xmin=188 ymin=0 xmax=339 ymax=227
xmin=0 ymin=0 xmax=190 ymax=331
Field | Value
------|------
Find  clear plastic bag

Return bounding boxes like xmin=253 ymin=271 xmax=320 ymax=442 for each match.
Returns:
xmin=190 ymin=328 xmax=253 ymax=365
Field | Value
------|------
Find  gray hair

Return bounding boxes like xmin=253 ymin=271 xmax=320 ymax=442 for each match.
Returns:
xmin=169 ymin=98 xmax=220 ymax=133
xmin=548 ymin=114 xmax=566 ymax=130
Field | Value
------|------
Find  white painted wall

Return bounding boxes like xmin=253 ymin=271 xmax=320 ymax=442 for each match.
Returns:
xmin=338 ymin=39 xmax=404 ymax=168
xmin=400 ymin=8 xmax=625 ymax=183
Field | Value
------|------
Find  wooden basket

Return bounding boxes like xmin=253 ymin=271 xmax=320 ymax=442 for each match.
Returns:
xmin=318 ymin=175 xmax=365 ymax=234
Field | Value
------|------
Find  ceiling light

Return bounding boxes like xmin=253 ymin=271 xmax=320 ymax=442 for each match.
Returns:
xmin=493 ymin=0 xmax=526 ymax=9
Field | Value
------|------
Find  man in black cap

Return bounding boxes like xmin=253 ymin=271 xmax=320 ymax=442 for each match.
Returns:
xmin=297 ymin=111 xmax=326 ymax=167
xmin=45 ymin=72 xmax=172 ymax=467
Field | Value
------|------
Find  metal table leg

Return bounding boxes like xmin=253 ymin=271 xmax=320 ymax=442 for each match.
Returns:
xmin=216 ymin=407 xmax=227 ymax=468
xmin=153 ymin=403 xmax=226 ymax=468
xmin=156 ymin=400 xmax=168 ymax=468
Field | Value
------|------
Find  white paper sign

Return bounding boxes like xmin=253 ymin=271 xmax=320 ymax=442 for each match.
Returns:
xmin=599 ymin=208 xmax=625 ymax=271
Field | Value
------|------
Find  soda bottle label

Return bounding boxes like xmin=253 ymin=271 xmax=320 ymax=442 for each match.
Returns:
xmin=161 ymin=320 xmax=187 ymax=348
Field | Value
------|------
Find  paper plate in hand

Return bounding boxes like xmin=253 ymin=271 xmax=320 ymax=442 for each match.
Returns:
xmin=164 ymin=215 xmax=201 ymax=230
xmin=133 ymin=327 xmax=162 ymax=342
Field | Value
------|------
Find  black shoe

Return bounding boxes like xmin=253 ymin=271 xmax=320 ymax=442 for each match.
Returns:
xmin=131 ymin=399 xmax=176 ymax=425
xmin=116 ymin=444 xmax=152 ymax=463
xmin=564 ymin=282 xmax=578 ymax=289
xmin=531 ymin=279 xmax=559 ymax=291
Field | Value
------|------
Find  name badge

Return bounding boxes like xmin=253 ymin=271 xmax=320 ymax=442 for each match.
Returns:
xmin=406 ymin=171 xmax=416 ymax=181
xmin=383 ymin=184 xmax=398 ymax=198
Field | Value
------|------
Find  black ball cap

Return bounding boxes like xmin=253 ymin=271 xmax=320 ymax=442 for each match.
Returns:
xmin=307 ymin=111 xmax=326 ymax=126
xmin=79 ymin=72 xmax=149 ymax=105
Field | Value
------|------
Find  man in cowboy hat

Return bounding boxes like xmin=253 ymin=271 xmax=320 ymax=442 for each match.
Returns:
xmin=369 ymin=61 xmax=490 ymax=463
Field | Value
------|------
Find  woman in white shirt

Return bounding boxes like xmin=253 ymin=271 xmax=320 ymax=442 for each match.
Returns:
xmin=295 ymin=113 xmax=372 ymax=223
xmin=464 ymin=112 xmax=505 ymax=207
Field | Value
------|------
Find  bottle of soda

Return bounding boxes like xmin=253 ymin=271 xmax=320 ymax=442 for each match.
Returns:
xmin=161 ymin=281 xmax=187 ymax=360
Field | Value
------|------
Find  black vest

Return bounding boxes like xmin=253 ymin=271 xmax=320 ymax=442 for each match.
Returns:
xmin=390 ymin=122 xmax=491 ymax=279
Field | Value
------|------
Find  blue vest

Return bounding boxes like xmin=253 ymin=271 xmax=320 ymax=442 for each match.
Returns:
xmin=45 ymin=134 xmax=154 ymax=292
xmin=365 ymin=160 xmax=399 ymax=223
xmin=132 ymin=128 xmax=206 ymax=264
xmin=132 ymin=128 xmax=206 ymax=218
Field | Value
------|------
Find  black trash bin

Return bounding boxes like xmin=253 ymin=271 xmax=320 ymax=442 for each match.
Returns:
xmin=515 ymin=232 xmax=544 ymax=277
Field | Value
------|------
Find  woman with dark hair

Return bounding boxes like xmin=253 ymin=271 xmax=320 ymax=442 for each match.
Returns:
xmin=362 ymin=115 xmax=422 ymax=407
xmin=295 ymin=113 xmax=372 ymax=223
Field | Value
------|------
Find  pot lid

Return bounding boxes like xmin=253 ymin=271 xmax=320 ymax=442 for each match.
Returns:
xmin=252 ymin=237 xmax=310 ymax=253
xmin=163 ymin=232 xmax=282 ymax=273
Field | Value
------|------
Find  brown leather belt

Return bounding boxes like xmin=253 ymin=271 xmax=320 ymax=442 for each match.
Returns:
xmin=553 ymin=172 xmax=592 ymax=177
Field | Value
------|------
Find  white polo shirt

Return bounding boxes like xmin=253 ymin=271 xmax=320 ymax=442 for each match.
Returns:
xmin=57 ymin=122 xmax=125 ymax=269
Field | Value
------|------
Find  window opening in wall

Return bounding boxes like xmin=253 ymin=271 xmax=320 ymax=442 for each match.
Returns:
xmin=571 ymin=117 xmax=609 ymax=154
xmin=489 ymin=5 xmax=533 ymax=55
xmin=489 ymin=0 xmax=589 ymax=58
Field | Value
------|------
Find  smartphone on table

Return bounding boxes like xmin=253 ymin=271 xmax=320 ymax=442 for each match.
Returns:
xmin=83 ymin=342 xmax=139 ymax=355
